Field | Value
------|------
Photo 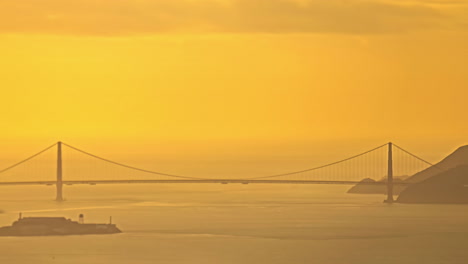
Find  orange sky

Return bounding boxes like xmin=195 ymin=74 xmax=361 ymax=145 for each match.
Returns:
xmin=0 ymin=0 xmax=467 ymax=175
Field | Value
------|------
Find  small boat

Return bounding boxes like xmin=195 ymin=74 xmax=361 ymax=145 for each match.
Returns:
xmin=0 ymin=214 xmax=122 ymax=236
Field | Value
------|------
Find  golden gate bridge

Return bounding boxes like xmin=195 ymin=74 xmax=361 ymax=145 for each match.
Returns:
xmin=0 ymin=142 xmax=437 ymax=203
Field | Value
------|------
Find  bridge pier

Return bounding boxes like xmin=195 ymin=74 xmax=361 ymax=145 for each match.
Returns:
xmin=384 ymin=142 xmax=394 ymax=203
xmin=56 ymin=141 xmax=64 ymax=202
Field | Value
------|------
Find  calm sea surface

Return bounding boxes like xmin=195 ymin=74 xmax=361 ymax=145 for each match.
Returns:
xmin=0 ymin=184 xmax=467 ymax=264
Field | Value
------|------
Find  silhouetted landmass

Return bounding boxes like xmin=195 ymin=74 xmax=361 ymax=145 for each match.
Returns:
xmin=348 ymin=145 xmax=468 ymax=194
xmin=0 ymin=215 xmax=121 ymax=236
xmin=397 ymin=165 xmax=468 ymax=204
xmin=406 ymin=145 xmax=468 ymax=183
xmin=347 ymin=177 xmax=407 ymax=194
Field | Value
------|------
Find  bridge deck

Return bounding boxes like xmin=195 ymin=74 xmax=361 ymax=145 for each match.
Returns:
xmin=0 ymin=180 xmax=411 ymax=186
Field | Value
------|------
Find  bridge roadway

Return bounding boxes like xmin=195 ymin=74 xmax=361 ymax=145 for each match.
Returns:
xmin=0 ymin=179 xmax=412 ymax=186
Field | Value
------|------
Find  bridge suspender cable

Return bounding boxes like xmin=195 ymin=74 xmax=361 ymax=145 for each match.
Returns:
xmin=61 ymin=142 xmax=207 ymax=180
xmin=0 ymin=142 xmax=439 ymax=182
xmin=392 ymin=144 xmax=437 ymax=168
xmin=243 ymin=143 xmax=390 ymax=180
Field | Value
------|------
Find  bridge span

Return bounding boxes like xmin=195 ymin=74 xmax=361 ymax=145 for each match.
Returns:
xmin=0 ymin=141 xmax=435 ymax=202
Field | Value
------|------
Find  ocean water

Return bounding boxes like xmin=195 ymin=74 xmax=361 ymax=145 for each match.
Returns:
xmin=0 ymin=184 xmax=467 ymax=264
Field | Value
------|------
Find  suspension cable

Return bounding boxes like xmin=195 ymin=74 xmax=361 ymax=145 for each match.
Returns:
xmin=61 ymin=142 xmax=206 ymax=180
xmin=244 ymin=143 xmax=389 ymax=180
xmin=393 ymin=144 xmax=443 ymax=170
xmin=0 ymin=143 xmax=58 ymax=174
xmin=0 ymin=142 xmax=442 ymax=182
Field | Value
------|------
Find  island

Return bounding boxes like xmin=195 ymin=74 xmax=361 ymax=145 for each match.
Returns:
xmin=0 ymin=214 xmax=121 ymax=236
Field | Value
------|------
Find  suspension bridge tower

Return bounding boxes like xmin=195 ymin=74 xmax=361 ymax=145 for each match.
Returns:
xmin=56 ymin=141 xmax=64 ymax=202
xmin=385 ymin=142 xmax=394 ymax=203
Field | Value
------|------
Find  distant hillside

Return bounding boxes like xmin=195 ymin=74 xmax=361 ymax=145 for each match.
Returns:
xmin=397 ymin=165 xmax=468 ymax=204
xmin=406 ymin=145 xmax=468 ymax=183
xmin=348 ymin=145 xmax=468 ymax=194
xmin=347 ymin=177 xmax=407 ymax=195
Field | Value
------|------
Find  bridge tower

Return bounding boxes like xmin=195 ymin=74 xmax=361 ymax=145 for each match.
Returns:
xmin=56 ymin=141 xmax=64 ymax=202
xmin=385 ymin=142 xmax=394 ymax=203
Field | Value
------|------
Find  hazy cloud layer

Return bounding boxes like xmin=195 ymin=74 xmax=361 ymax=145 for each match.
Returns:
xmin=0 ymin=0 xmax=466 ymax=35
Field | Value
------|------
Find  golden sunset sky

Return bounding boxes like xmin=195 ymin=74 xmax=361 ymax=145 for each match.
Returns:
xmin=0 ymin=0 xmax=467 ymax=176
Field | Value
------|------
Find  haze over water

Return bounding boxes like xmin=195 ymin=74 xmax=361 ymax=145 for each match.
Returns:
xmin=1 ymin=0 xmax=468 ymax=263
xmin=1 ymin=184 xmax=467 ymax=264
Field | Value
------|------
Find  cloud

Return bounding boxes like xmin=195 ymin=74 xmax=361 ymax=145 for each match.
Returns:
xmin=0 ymin=0 xmax=465 ymax=36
